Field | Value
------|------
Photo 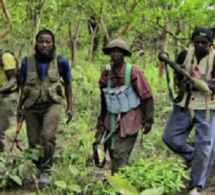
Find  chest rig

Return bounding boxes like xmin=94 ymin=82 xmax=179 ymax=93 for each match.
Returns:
xmin=23 ymin=55 xmax=63 ymax=109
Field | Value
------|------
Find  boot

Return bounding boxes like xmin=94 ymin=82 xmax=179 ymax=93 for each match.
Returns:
xmin=188 ymin=187 xmax=201 ymax=195
xmin=38 ymin=173 xmax=50 ymax=185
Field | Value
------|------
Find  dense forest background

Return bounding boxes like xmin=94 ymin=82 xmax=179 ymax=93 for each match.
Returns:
xmin=2 ymin=0 xmax=215 ymax=64
xmin=1 ymin=0 xmax=215 ymax=195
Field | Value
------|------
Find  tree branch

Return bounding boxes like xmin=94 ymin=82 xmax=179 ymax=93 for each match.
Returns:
xmin=118 ymin=0 xmax=138 ymax=38
xmin=0 ymin=0 xmax=13 ymax=39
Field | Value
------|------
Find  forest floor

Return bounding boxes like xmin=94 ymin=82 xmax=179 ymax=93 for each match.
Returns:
xmin=1 ymin=124 xmax=215 ymax=195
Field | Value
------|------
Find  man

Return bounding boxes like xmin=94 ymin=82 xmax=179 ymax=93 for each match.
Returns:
xmin=0 ymin=49 xmax=18 ymax=152
xmin=162 ymin=26 xmax=215 ymax=195
xmin=95 ymin=39 xmax=154 ymax=174
xmin=17 ymin=29 xmax=73 ymax=184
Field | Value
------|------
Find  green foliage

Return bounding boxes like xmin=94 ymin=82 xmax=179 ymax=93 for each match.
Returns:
xmin=106 ymin=175 xmax=139 ymax=195
xmin=0 ymin=148 xmax=40 ymax=189
xmin=51 ymin=165 xmax=81 ymax=194
xmin=115 ymin=157 xmax=189 ymax=195
xmin=72 ymin=63 xmax=100 ymax=114
xmin=2 ymin=0 xmax=215 ymax=59
xmin=42 ymin=142 xmax=92 ymax=194
xmin=106 ymin=175 xmax=164 ymax=195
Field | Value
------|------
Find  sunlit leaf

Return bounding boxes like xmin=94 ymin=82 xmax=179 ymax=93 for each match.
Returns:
xmin=18 ymin=164 xmax=25 ymax=178
xmin=68 ymin=184 xmax=81 ymax=193
xmin=9 ymin=175 xmax=22 ymax=186
xmin=68 ymin=165 xmax=79 ymax=176
xmin=54 ymin=180 xmax=67 ymax=189
xmin=140 ymin=187 xmax=164 ymax=195
xmin=106 ymin=175 xmax=138 ymax=195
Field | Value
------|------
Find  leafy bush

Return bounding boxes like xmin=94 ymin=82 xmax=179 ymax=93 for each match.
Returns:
xmin=0 ymin=148 xmax=40 ymax=189
xmin=106 ymin=175 xmax=164 ymax=195
xmin=115 ymin=157 xmax=189 ymax=195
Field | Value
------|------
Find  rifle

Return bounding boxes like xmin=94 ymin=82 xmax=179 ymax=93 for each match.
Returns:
xmin=10 ymin=114 xmax=25 ymax=152
xmin=92 ymin=141 xmax=106 ymax=168
xmin=101 ymin=130 xmax=116 ymax=145
xmin=158 ymin=52 xmax=212 ymax=94
xmin=92 ymin=124 xmax=106 ymax=167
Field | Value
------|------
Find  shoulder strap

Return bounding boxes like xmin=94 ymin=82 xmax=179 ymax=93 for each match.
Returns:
xmin=107 ymin=63 xmax=132 ymax=88
xmin=211 ymin=52 xmax=215 ymax=80
xmin=124 ymin=63 xmax=132 ymax=85
xmin=181 ymin=50 xmax=187 ymax=65
xmin=26 ymin=54 xmax=37 ymax=73
xmin=107 ymin=66 xmax=111 ymax=88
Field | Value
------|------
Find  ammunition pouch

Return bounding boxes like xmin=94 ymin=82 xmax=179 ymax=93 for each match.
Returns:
xmin=102 ymin=84 xmax=140 ymax=114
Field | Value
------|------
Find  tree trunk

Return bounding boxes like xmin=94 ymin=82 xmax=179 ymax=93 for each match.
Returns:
xmin=68 ymin=10 xmax=82 ymax=68
xmin=0 ymin=0 xmax=13 ymax=39
xmin=158 ymin=17 xmax=171 ymax=77
xmin=87 ymin=29 xmax=97 ymax=61
xmin=27 ymin=0 xmax=45 ymax=53
xmin=118 ymin=0 xmax=138 ymax=39
xmin=32 ymin=0 xmax=45 ymax=47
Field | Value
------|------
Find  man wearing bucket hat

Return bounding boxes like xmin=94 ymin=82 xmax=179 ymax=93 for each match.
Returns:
xmin=162 ymin=26 xmax=215 ymax=195
xmin=95 ymin=38 xmax=154 ymax=174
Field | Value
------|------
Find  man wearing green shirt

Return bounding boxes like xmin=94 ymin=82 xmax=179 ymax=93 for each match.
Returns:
xmin=0 ymin=49 xmax=18 ymax=152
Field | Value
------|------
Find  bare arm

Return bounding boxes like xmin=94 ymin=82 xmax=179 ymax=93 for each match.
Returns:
xmin=0 ymin=69 xmax=16 ymax=93
xmin=141 ymin=97 xmax=154 ymax=134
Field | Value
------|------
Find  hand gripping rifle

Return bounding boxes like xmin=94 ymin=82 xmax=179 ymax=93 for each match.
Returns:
xmin=158 ymin=52 xmax=212 ymax=95
xmin=10 ymin=114 xmax=25 ymax=152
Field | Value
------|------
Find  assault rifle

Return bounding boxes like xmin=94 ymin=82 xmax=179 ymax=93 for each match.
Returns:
xmin=10 ymin=114 xmax=25 ymax=152
xmin=158 ymin=52 xmax=212 ymax=95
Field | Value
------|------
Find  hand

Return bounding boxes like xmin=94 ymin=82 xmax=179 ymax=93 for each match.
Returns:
xmin=65 ymin=108 xmax=73 ymax=123
xmin=142 ymin=122 xmax=152 ymax=134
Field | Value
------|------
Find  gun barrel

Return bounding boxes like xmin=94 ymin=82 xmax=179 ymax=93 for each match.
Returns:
xmin=16 ymin=114 xmax=25 ymax=133
xmin=102 ymin=130 xmax=116 ymax=144
xmin=158 ymin=52 xmax=192 ymax=81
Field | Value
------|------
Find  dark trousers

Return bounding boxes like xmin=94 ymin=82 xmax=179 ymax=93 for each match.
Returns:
xmin=108 ymin=132 xmax=138 ymax=174
xmin=25 ymin=103 xmax=62 ymax=172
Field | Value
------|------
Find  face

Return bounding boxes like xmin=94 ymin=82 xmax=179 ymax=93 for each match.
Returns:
xmin=193 ymin=36 xmax=210 ymax=55
xmin=36 ymin=34 xmax=53 ymax=55
xmin=110 ymin=48 xmax=124 ymax=64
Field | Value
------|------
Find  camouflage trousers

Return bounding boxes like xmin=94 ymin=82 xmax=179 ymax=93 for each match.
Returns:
xmin=0 ymin=92 xmax=17 ymax=133
xmin=108 ymin=132 xmax=138 ymax=174
xmin=24 ymin=103 xmax=62 ymax=172
xmin=0 ymin=92 xmax=17 ymax=152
